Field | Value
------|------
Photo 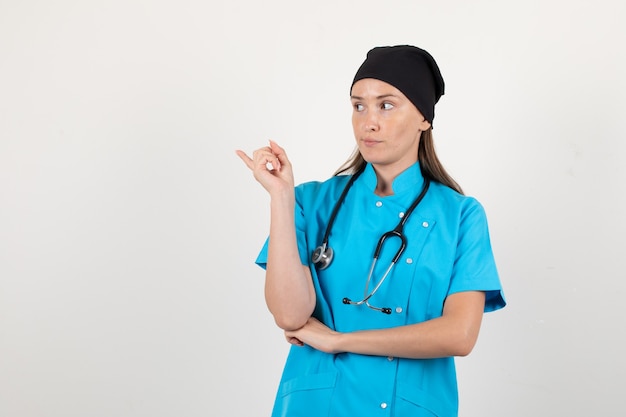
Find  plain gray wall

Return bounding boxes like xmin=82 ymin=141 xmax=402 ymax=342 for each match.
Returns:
xmin=1 ymin=0 xmax=625 ymax=416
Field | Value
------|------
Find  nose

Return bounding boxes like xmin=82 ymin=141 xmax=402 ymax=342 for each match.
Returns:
xmin=364 ymin=111 xmax=379 ymax=132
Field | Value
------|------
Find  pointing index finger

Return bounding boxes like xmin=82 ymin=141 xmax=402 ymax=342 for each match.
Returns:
xmin=235 ymin=150 xmax=254 ymax=170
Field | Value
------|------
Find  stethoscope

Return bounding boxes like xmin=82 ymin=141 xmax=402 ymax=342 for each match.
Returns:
xmin=311 ymin=166 xmax=431 ymax=314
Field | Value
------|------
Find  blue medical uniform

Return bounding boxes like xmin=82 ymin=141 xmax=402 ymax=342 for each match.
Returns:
xmin=256 ymin=162 xmax=505 ymax=417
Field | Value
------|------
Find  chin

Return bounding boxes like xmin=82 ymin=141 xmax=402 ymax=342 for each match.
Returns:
xmin=359 ymin=150 xmax=383 ymax=164
xmin=365 ymin=159 xmax=389 ymax=167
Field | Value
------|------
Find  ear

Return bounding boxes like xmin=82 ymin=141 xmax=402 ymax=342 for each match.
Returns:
xmin=419 ymin=118 xmax=431 ymax=131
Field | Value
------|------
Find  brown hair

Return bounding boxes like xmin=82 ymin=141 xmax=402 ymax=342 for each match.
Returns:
xmin=334 ymin=128 xmax=464 ymax=195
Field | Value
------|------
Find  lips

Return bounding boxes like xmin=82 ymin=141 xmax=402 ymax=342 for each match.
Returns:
xmin=361 ymin=138 xmax=381 ymax=146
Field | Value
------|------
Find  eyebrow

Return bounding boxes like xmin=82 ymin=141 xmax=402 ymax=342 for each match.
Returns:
xmin=350 ymin=94 xmax=399 ymax=100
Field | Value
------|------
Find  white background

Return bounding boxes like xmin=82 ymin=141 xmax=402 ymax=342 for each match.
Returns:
xmin=1 ymin=0 xmax=625 ymax=416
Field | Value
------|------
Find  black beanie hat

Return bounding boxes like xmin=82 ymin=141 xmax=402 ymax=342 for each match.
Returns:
xmin=351 ymin=45 xmax=445 ymax=124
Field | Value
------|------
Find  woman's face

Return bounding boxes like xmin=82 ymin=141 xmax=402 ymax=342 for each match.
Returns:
xmin=351 ymin=78 xmax=431 ymax=173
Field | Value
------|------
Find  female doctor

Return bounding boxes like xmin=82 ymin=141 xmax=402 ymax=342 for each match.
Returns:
xmin=236 ymin=45 xmax=505 ymax=417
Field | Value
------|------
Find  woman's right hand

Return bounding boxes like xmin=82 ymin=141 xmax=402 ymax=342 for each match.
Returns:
xmin=236 ymin=140 xmax=295 ymax=195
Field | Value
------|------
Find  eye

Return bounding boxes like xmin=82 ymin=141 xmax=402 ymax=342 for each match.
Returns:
xmin=353 ymin=103 xmax=364 ymax=112
xmin=381 ymin=102 xmax=394 ymax=110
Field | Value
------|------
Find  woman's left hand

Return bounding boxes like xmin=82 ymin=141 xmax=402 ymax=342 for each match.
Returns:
xmin=284 ymin=317 xmax=342 ymax=354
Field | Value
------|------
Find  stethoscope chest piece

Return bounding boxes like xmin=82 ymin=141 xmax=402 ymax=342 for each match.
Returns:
xmin=312 ymin=244 xmax=333 ymax=270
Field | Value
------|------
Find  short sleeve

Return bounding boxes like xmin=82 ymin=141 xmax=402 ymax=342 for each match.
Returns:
xmin=448 ymin=199 xmax=506 ymax=312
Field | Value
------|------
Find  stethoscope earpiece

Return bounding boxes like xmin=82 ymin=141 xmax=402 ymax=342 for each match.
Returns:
xmin=312 ymin=245 xmax=333 ymax=270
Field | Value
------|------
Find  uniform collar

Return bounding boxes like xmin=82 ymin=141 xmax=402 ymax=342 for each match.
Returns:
xmin=360 ymin=162 xmax=425 ymax=195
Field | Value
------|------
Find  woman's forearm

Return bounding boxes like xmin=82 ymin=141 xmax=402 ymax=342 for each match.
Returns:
xmin=285 ymin=291 xmax=485 ymax=359
xmin=265 ymin=190 xmax=316 ymax=330
xmin=337 ymin=317 xmax=476 ymax=359
xmin=335 ymin=292 xmax=485 ymax=358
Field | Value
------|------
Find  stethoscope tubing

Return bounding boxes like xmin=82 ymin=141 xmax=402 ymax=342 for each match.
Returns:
xmin=314 ymin=166 xmax=431 ymax=314
xmin=319 ymin=165 xmax=366 ymax=248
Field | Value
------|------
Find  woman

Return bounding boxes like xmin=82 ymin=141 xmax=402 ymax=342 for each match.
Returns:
xmin=236 ymin=45 xmax=505 ymax=417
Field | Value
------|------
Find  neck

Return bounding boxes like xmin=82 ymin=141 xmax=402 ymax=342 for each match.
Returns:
xmin=372 ymin=161 xmax=417 ymax=196
xmin=375 ymin=182 xmax=392 ymax=196
xmin=372 ymin=166 xmax=399 ymax=196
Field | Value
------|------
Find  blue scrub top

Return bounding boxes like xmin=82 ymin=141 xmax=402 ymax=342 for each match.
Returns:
xmin=256 ymin=162 xmax=505 ymax=417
